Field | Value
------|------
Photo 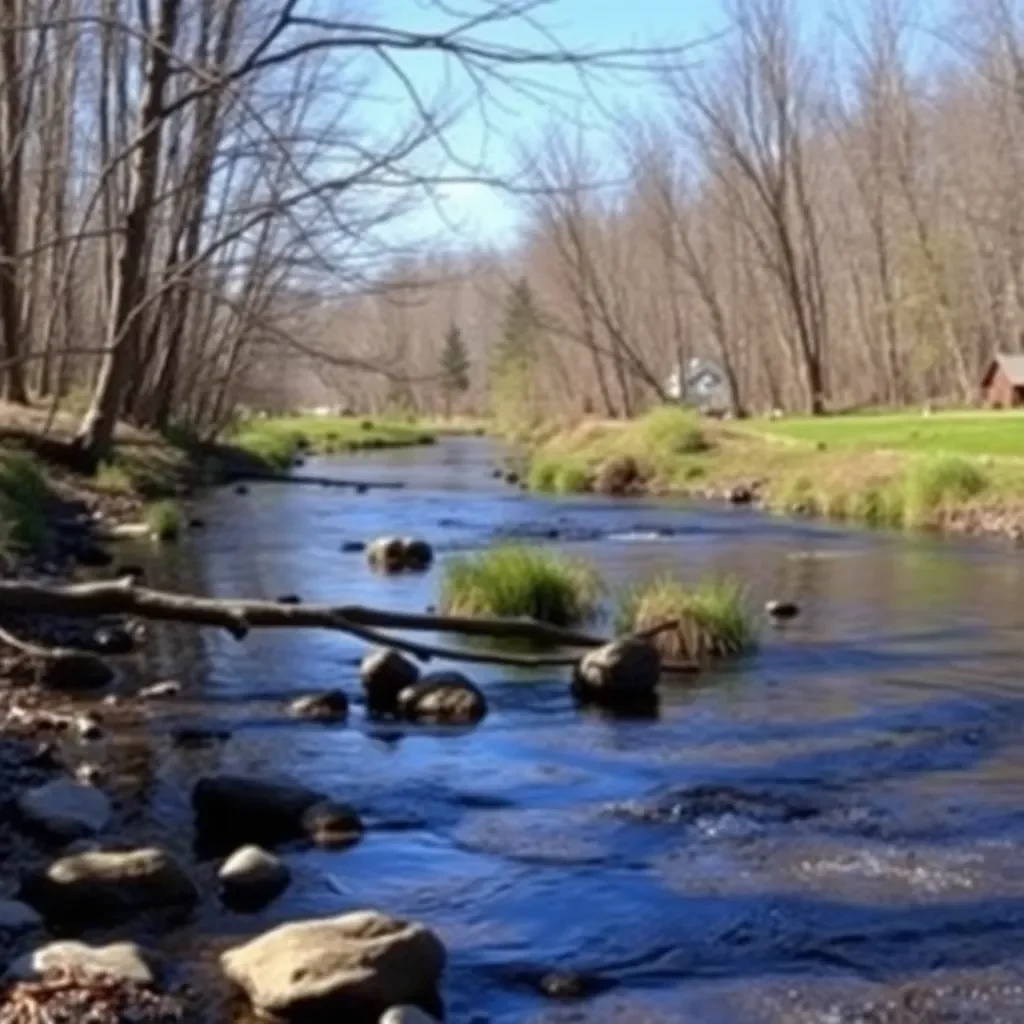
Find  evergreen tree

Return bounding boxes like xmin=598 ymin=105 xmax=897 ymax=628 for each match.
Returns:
xmin=491 ymin=278 xmax=542 ymax=432
xmin=440 ymin=323 xmax=471 ymax=417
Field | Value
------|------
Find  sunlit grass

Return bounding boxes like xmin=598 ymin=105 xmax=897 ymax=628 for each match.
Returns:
xmin=440 ymin=545 xmax=604 ymax=626
xmin=615 ymin=574 xmax=756 ymax=661
xmin=146 ymin=500 xmax=183 ymax=542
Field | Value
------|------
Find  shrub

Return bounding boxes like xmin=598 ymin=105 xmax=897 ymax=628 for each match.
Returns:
xmin=638 ymin=407 xmax=708 ymax=455
xmin=0 ymin=452 xmax=50 ymax=551
xmin=146 ymin=500 xmax=183 ymax=542
xmin=440 ymin=546 xmax=604 ymax=626
xmin=774 ymin=475 xmax=820 ymax=516
xmin=852 ymin=482 xmax=904 ymax=528
xmin=94 ymin=460 xmax=135 ymax=494
xmin=903 ymin=455 xmax=988 ymax=528
xmin=616 ymin=575 xmax=756 ymax=661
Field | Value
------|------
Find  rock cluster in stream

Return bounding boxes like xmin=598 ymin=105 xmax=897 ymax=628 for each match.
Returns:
xmin=366 ymin=536 xmax=434 ymax=573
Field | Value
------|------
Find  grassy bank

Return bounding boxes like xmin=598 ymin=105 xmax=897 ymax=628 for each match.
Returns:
xmin=527 ymin=407 xmax=1024 ymax=537
xmin=229 ymin=416 xmax=437 ymax=469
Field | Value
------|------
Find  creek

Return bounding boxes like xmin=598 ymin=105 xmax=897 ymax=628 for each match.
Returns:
xmin=107 ymin=435 xmax=1024 ymax=1022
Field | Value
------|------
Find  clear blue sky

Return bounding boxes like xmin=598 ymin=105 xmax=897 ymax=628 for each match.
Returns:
xmin=377 ymin=0 xmax=732 ymax=250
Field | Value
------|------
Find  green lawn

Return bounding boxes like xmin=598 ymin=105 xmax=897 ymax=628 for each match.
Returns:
xmin=750 ymin=411 xmax=1024 ymax=459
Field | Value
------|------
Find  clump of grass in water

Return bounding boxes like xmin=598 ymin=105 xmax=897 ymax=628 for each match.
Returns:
xmin=616 ymin=575 xmax=756 ymax=662
xmin=440 ymin=546 xmax=604 ymax=626
xmin=902 ymin=455 xmax=988 ymax=528
xmin=94 ymin=460 xmax=135 ymax=494
xmin=0 ymin=452 xmax=50 ymax=551
xmin=146 ymin=500 xmax=183 ymax=542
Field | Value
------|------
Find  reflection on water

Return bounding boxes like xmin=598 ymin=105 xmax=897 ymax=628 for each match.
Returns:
xmin=119 ymin=438 xmax=1024 ymax=1022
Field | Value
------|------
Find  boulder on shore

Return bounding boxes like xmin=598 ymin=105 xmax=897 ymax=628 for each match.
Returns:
xmin=17 ymin=779 xmax=112 ymax=842
xmin=192 ymin=775 xmax=362 ymax=851
xmin=220 ymin=911 xmax=446 ymax=1020
xmin=219 ymin=845 xmax=290 ymax=908
xmin=361 ymin=649 xmax=420 ymax=714
xmin=572 ymin=639 xmax=661 ymax=705
xmin=21 ymin=847 xmax=197 ymax=924
xmin=287 ymin=690 xmax=349 ymax=723
xmin=398 ymin=672 xmax=487 ymax=726
xmin=7 ymin=940 xmax=156 ymax=986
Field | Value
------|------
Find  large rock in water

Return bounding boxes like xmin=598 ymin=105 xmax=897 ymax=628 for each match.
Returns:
xmin=17 ymin=779 xmax=112 ymax=841
xmin=7 ymin=940 xmax=155 ymax=986
xmin=220 ymin=911 xmax=446 ymax=1020
xmin=380 ymin=1008 xmax=441 ymax=1024
xmin=361 ymin=648 xmax=420 ymax=714
xmin=219 ymin=845 xmax=290 ymax=908
xmin=288 ymin=690 xmax=349 ymax=723
xmin=572 ymin=639 xmax=661 ymax=705
xmin=193 ymin=775 xmax=363 ymax=852
xmin=398 ymin=672 xmax=487 ymax=726
xmin=366 ymin=537 xmax=434 ymax=574
xmin=21 ymin=847 xmax=197 ymax=924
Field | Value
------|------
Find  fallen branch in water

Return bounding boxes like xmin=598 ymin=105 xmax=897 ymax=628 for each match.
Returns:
xmin=0 ymin=579 xmax=698 ymax=674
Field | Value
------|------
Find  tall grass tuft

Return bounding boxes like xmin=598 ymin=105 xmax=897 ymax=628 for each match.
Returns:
xmin=0 ymin=452 xmax=50 ymax=551
xmin=440 ymin=546 xmax=604 ymax=626
xmin=637 ymin=406 xmax=708 ymax=456
xmin=902 ymin=455 xmax=988 ymax=528
xmin=146 ymin=500 xmax=183 ymax=542
xmin=616 ymin=575 xmax=756 ymax=662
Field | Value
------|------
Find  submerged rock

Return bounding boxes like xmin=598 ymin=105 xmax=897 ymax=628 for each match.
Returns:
xmin=39 ymin=651 xmax=114 ymax=690
xmin=301 ymin=801 xmax=364 ymax=849
xmin=401 ymin=538 xmax=433 ymax=570
xmin=276 ymin=594 xmax=303 ymax=605
xmin=398 ymin=672 xmax=487 ymax=726
xmin=287 ymin=690 xmax=349 ymax=723
xmin=91 ymin=625 xmax=134 ymax=656
xmin=342 ymin=540 xmax=367 ymax=553
xmin=17 ymin=779 xmax=112 ymax=841
xmin=361 ymin=648 xmax=420 ymax=714
xmin=7 ymin=940 xmax=156 ymax=986
xmin=766 ymin=599 xmax=800 ymax=621
xmin=220 ymin=911 xmax=446 ymax=1019
xmin=572 ymin=639 xmax=661 ymax=706
xmin=0 ymin=900 xmax=43 ymax=937
xmin=21 ymin=847 xmax=197 ymax=923
xmin=219 ymin=845 xmax=290 ymax=907
xmin=192 ymin=774 xmax=362 ymax=850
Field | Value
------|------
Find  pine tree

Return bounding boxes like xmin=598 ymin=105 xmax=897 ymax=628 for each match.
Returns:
xmin=440 ymin=323 xmax=471 ymax=418
xmin=491 ymin=278 xmax=542 ymax=432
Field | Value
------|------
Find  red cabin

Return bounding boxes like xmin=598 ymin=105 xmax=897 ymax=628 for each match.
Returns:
xmin=980 ymin=354 xmax=1024 ymax=408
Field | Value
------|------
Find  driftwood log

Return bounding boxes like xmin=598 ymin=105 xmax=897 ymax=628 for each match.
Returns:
xmin=0 ymin=579 xmax=698 ymax=674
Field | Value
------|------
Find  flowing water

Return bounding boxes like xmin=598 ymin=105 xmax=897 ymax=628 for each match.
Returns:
xmin=113 ymin=437 xmax=1024 ymax=1022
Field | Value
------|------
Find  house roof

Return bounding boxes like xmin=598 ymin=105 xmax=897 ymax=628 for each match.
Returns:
xmin=986 ymin=353 xmax=1024 ymax=387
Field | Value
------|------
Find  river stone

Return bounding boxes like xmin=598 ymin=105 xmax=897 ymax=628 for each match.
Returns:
xmin=7 ymin=940 xmax=155 ymax=986
xmin=361 ymin=649 xmax=420 ymax=713
xmin=398 ymin=672 xmax=487 ymax=725
xmin=21 ymin=847 xmax=198 ymax=923
xmin=367 ymin=536 xmax=406 ymax=573
xmin=0 ymin=900 xmax=43 ymax=936
xmin=572 ymin=639 xmax=661 ymax=703
xmin=380 ymin=1008 xmax=441 ymax=1024
xmin=288 ymin=690 xmax=349 ymax=723
xmin=39 ymin=651 xmax=115 ymax=690
xmin=219 ymin=845 xmax=290 ymax=906
xmin=193 ymin=775 xmax=362 ymax=851
xmin=766 ymin=599 xmax=800 ymax=621
xmin=91 ymin=625 xmax=135 ymax=655
xmin=220 ymin=911 xmax=446 ymax=1019
xmin=592 ymin=455 xmax=641 ymax=496
xmin=17 ymin=779 xmax=112 ymax=841
xmin=400 ymin=538 xmax=433 ymax=571
xmin=301 ymin=801 xmax=365 ymax=848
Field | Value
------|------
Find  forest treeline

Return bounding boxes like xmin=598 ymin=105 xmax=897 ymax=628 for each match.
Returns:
xmin=272 ymin=0 xmax=1024 ymax=423
xmin=1 ymin=0 xmax=1021 ymax=458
